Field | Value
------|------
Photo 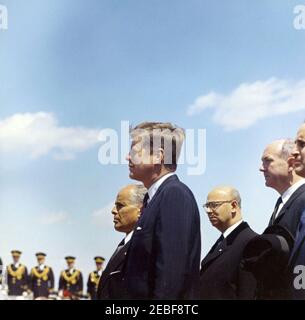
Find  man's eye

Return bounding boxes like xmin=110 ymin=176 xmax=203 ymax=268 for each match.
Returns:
xmin=298 ymin=141 xmax=305 ymax=148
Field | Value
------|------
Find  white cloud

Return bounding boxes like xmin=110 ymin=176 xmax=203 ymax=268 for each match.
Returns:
xmin=91 ymin=202 xmax=114 ymax=228
xmin=187 ymin=78 xmax=305 ymax=131
xmin=39 ymin=211 xmax=69 ymax=225
xmin=0 ymin=112 xmax=101 ymax=159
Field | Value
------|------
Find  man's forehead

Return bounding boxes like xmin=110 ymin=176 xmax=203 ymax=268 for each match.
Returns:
xmin=116 ymin=187 xmax=133 ymax=201
xmin=262 ymin=143 xmax=281 ymax=158
xmin=297 ymin=125 xmax=305 ymax=140
xmin=207 ymin=188 xmax=230 ymax=200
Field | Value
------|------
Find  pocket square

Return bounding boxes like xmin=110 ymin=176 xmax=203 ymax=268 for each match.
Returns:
xmin=109 ymin=270 xmax=121 ymax=276
xmin=136 ymin=226 xmax=142 ymax=231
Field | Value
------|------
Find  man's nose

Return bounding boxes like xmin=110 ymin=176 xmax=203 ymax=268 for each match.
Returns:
xmin=112 ymin=206 xmax=117 ymax=215
xmin=292 ymin=147 xmax=299 ymax=158
xmin=259 ymin=164 xmax=265 ymax=172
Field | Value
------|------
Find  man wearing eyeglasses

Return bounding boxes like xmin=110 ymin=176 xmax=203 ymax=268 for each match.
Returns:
xmin=200 ymin=186 xmax=257 ymax=300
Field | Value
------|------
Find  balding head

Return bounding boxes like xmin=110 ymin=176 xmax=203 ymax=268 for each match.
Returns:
xmin=260 ymin=139 xmax=301 ymax=194
xmin=204 ymin=186 xmax=242 ymax=233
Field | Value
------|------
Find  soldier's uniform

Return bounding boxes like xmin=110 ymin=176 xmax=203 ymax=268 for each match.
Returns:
xmin=29 ymin=252 xmax=54 ymax=299
xmin=59 ymin=256 xmax=83 ymax=298
xmin=87 ymin=256 xmax=105 ymax=300
xmin=6 ymin=250 xmax=28 ymax=296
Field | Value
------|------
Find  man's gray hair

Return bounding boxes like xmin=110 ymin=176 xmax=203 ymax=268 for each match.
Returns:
xmin=231 ymin=188 xmax=242 ymax=208
xmin=280 ymin=139 xmax=295 ymax=160
xmin=130 ymin=184 xmax=147 ymax=207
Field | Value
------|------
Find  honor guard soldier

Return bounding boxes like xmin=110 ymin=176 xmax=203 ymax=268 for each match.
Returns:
xmin=87 ymin=256 xmax=105 ymax=300
xmin=59 ymin=256 xmax=83 ymax=299
xmin=6 ymin=250 xmax=28 ymax=296
xmin=29 ymin=252 xmax=55 ymax=299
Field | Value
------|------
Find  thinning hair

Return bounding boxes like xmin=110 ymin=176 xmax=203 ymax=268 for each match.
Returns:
xmin=230 ymin=188 xmax=242 ymax=209
xmin=129 ymin=184 xmax=147 ymax=207
xmin=280 ymin=139 xmax=295 ymax=160
xmin=130 ymin=122 xmax=185 ymax=171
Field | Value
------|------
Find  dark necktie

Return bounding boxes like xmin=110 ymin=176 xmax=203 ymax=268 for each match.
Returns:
xmin=141 ymin=193 xmax=149 ymax=214
xmin=270 ymin=197 xmax=283 ymax=225
xmin=108 ymin=238 xmax=125 ymax=264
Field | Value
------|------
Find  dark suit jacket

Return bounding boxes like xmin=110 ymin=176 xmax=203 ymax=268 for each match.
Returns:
xmin=243 ymin=183 xmax=305 ymax=299
xmin=123 ymin=174 xmax=201 ymax=300
xmin=97 ymin=241 xmax=130 ymax=299
xmin=288 ymin=208 xmax=305 ymax=299
xmin=200 ymin=222 xmax=257 ymax=300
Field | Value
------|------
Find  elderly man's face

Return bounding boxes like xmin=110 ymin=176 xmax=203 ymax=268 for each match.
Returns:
xmin=260 ymin=143 xmax=290 ymax=190
xmin=112 ymin=186 xmax=141 ymax=234
xmin=293 ymin=124 xmax=305 ymax=177
xmin=205 ymin=189 xmax=234 ymax=232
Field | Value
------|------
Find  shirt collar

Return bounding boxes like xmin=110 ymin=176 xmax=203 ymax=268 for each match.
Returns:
xmin=124 ymin=230 xmax=134 ymax=245
xmin=147 ymin=173 xmax=175 ymax=202
xmin=223 ymin=219 xmax=243 ymax=238
xmin=281 ymin=178 xmax=305 ymax=204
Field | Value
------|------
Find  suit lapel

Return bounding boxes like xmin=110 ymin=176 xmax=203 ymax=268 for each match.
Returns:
xmin=145 ymin=174 xmax=178 ymax=209
xmin=274 ymin=184 xmax=305 ymax=224
xmin=201 ymin=222 xmax=249 ymax=270
xmin=100 ymin=242 xmax=130 ymax=289
xmin=201 ymin=240 xmax=227 ymax=269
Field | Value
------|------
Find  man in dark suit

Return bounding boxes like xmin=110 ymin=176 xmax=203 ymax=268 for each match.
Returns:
xmin=200 ymin=186 xmax=257 ymax=299
xmin=124 ymin=122 xmax=201 ymax=299
xmin=6 ymin=250 xmax=29 ymax=296
xmin=87 ymin=256 xmax=105 ymax=300
xmin=97 ymin=184 xmax=147 ymax=299
xmin=29 ymin=252 xmax=55 ymax=299
xmin=288 ymin=124 xmax=305 ymax=298
xmin=243 ymin=139 xmax=305 ymax=299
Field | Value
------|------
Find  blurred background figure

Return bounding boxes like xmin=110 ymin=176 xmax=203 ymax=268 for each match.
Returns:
xmin=87 ymin=256 xmax=105 ymax=300
xmin=59 ymin=256 xmax=83 ymax=299
xmin=29 ymin=252 xmax=55 ymax=299
xmin=5 ymin=250 xmax=28 ymax=297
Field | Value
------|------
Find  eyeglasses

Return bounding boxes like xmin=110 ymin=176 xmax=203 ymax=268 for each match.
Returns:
xmin=202 ymin=200 xmax=234 ymax=212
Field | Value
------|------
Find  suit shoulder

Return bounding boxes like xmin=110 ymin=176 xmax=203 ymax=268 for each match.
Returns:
xmin=238 ymin=225 xmax=258 ymax=243
xmin=162 ymin=178 xmax=195 ymax=199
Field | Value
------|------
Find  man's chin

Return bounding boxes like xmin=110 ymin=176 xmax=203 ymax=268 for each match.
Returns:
xmin=295 ymin=165 xmax=305 ymax=176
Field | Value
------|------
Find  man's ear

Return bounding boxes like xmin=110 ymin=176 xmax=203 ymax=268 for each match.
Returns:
xmin=287 ymin=155 xmax=295 ymax=172
xmin=231 ymin=200 xmax=238 ymax=216
xmin=153 ymin=148 xmax=164 ymax=164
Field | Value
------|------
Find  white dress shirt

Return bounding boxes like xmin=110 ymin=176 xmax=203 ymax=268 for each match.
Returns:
xmin=275 ymin=178 xmax=305 ymax=219
xmin=223 ymin=220 xmax=243 ymax=238
xmin=147 ymin=172 xmax=175 ymax=203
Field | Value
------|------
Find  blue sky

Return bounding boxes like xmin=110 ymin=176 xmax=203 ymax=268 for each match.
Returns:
xmin=1 ymin=0 xmax=305 ymax=289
